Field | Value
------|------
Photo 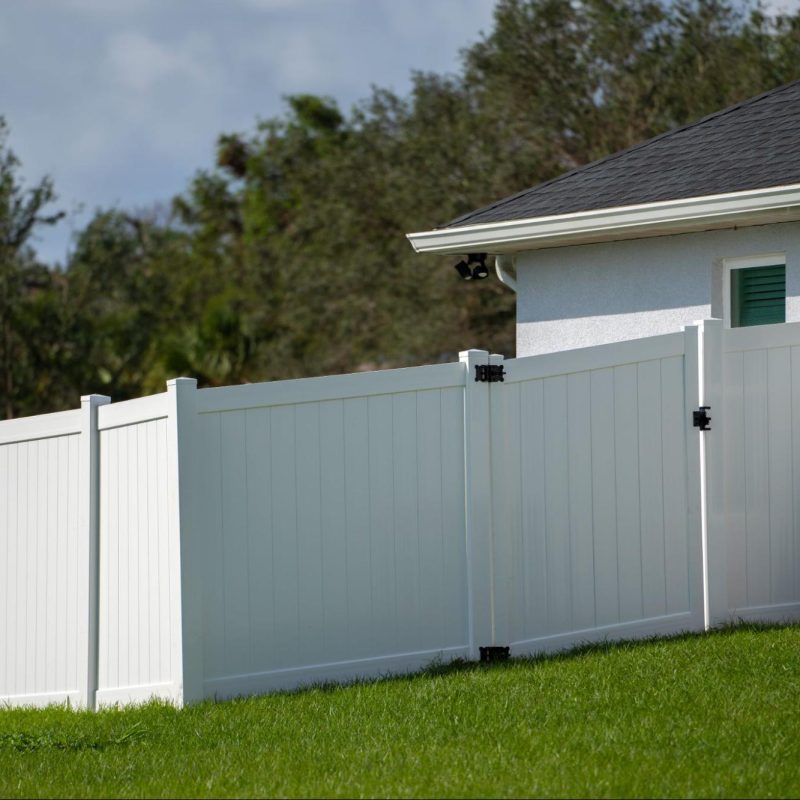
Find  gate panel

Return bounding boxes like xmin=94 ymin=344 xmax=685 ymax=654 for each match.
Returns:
xmin=490 ymin=331 xmax=705 ymax=655
xmin=722 ymin=321 xmax=800 ymax=622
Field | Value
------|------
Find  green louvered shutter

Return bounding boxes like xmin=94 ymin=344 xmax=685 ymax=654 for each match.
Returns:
xmin=731 ymin=265 xmax=786 ymax=327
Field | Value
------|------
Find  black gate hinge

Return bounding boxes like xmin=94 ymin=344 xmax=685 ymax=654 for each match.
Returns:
xmin=479 ymin=646 xmax=510 ymax=663
xmin=475 ymin=364 xmax=505 ymax=383
xmin=693 ymin=406 xmax=711 ymax=431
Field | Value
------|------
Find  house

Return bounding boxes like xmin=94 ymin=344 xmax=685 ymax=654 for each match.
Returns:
xmin=407 ymin=80 xmax=800 ymax=356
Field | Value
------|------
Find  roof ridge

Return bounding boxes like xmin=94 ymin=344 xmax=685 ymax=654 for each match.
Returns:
xmin=444 ymin=78 xmax=800 ymax=229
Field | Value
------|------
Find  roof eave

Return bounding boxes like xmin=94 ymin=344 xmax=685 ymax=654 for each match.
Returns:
xmin=406 ymin=183 xmax=800 ymax=256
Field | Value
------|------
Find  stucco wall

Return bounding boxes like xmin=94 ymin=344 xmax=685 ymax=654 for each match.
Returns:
xmin=516 ymin=221 xmax=800 ymax=356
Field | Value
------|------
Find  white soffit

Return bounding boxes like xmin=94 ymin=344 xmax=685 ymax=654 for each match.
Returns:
xmin=406 ymin=183 xmax=800 ymax=255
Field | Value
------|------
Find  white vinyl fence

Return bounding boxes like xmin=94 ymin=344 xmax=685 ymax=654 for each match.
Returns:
xmin=2 ymin=319 xmax=800 ymax=708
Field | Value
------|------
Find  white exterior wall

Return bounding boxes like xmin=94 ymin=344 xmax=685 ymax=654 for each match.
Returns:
xmin=516 ymin=222 xmax=800 ymax=356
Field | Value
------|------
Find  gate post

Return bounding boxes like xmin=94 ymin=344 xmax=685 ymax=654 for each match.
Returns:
xmin=460 ymin=350 xmax=495 ymax=659
xmin=487 ymin=352 xmax=511 ymax=650
xmin=697 ymin=319 xmax=728 ymax=627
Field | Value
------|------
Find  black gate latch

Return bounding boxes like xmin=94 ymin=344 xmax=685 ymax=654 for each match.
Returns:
xmin=475 ymin=364 xmax=505 ymax=383
xmin=693 ymin=406 xmax=711 ymax=431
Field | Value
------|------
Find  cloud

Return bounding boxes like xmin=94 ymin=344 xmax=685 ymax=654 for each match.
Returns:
xmin=57 ymin=0 xmax=161 ymax=16
xmin=233 ymin=0 xmax=321 ymax=10
xmin=762 ymin=0 xmax=800 ymax=13
xmin=1 ymin=0 xmax=495 ymax=264
xmin=105 ymin=31 xmax=212 ymax=93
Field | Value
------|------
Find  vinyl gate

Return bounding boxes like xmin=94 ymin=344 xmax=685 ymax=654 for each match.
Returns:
xmin=468 ymin=330 xmax=706 ymax=659
xmin=3 ymin=320 xmax=800 ymax=708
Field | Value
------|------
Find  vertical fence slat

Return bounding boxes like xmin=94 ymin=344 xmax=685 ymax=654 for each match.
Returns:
xmin=366 ymin=395 xmax=396 ymax=658
xmin=590 ymin=368 xmax=619 ymax=627
xmin=723 ymin=350 xmax=747 ymax=612
xmin=244 ymin=407 xmax=274 ymax=670
xmin=220 ymin=411 xmax=250 ymax=675
xmin=766 ymin=347 xmax=793 ymax=604
xmin=520 ymin=379 xmax=548 ymax=639
xmin=613 ymin=363 xmax=643 ymax=623
xmin=743 ymin=350 xmax=771 ymax=608
xmin=319 ymin=400 xmax=348 ymax=662
xmin=637 ymin=360 xmax=667 ymax=620
xmin=295 ymin=402 xmax=324 ymax=667
xmin=661 ymin=355 xmax=691 ymax=615
xmin=792 ymin=346 xmax=800 ymax=603
xmin=567 ymin=371 xmax=595 ymax=631
xmin=343 ymin=398 xmax=371 ymax=659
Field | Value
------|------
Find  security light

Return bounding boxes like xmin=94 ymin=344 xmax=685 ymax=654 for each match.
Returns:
xmin=470 ymin=253 xmax=489 ymax=280
xmin=454 ymin=259 xmax=473 ymax=280
xmin=454 ymin=253 xmax=489 ymax=281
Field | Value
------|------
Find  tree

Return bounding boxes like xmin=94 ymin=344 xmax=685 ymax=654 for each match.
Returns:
xmin=0 ymin=118 xmax=64 ymax=418
xmin=11 ymin=0 xmax=800 ymax=414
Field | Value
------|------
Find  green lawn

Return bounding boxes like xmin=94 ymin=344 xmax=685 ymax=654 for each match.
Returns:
xmin=2 ymin=624 xmax=799 ymax=798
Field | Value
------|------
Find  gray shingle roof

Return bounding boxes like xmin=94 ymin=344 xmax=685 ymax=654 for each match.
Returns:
xmin=444 ymin=80 xmax=800 ymax=229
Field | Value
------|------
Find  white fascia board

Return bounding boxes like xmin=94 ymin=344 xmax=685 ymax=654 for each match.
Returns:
xmin=406 ymin=183 xmax=800 ymax=255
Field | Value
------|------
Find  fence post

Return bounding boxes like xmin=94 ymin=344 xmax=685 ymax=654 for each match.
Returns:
xmin=79 ymin=393 xmax=110 ymax=711
xmin=697 ymin=319 xmax=728 ymax=627
xmin=487 ymin=352 xmax=512 ymax=648
xmin=166 ymin=377 xmax=204 ymax=705
xmin=683 ymin=325 xmax=707 ymax=632
xmin=460 ymin=349 xmax=495 ymax=659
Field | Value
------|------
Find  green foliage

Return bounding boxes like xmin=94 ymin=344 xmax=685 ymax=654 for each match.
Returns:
xmin=0 ymin=624 xmax=799 ymax=797
xmin=0 ymin=117 xmax=65 ymax=418
xmin=5 ymin=0 xmax=800 ymax=415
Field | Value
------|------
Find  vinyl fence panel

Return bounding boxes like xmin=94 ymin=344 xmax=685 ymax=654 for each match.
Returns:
xmin=0 ymin=409 xmax=85 ymax=707
xmin=95 ymin=394 xmax=183 ymax=706
xmin=491 ymin=330 xmax=706 ymax=656
xmin=190 ymin=364 xmax=471 ymax=699
xmin=722 ymin=321 xmax=800 ymax=622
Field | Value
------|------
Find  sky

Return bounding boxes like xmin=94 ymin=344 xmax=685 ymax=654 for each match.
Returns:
xmin=0 ymin=0 xmax=496 ymax=265
xmin=3 ymin=0 xmax=800 ymax=266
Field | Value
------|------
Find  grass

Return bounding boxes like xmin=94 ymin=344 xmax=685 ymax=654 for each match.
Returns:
xmin=1 ymin=624 xmax=799 ymax=798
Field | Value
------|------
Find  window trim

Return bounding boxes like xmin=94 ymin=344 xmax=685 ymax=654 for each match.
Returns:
xmin=722 ymin=252 xmax=786 ymax=328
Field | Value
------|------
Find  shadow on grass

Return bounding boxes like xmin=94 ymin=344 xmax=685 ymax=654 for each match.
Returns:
xmin=3 ymin=621 xmax=796 ymax=716
xmin=216 ymin=619 xmax=800 ymax=704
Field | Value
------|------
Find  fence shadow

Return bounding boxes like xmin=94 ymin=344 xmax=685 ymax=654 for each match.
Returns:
xmin=214 ymin=620 xmax=798 ymax=705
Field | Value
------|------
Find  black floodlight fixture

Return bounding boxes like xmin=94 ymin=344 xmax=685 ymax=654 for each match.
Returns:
xmin=470 ymin=253 xmax=489 ymax=280
xmin=454 ymin=258 xmax=473 ymax=280
xmin=454 ymin=253 xmax=490 ymax=281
